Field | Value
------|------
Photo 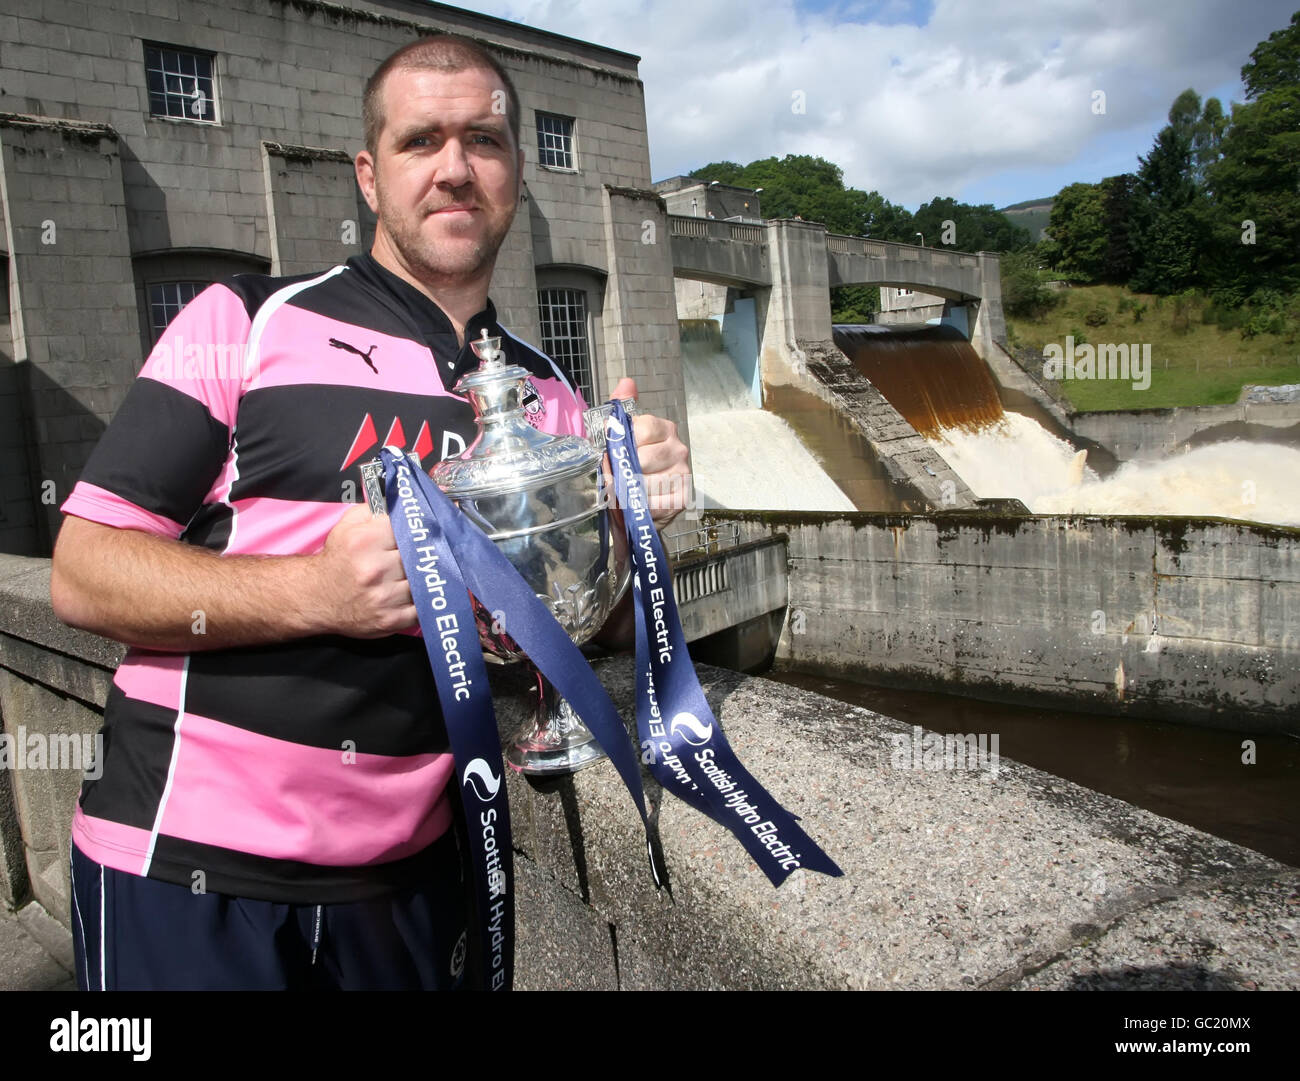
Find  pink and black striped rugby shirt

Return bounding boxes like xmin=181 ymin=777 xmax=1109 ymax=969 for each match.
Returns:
xmin=62 ymin=254 xmax=586 ymax=902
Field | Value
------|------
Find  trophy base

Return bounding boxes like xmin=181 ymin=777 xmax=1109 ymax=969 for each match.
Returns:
xmin=506 ymin=736 xmax=607 ymax=775
xmin=507 ymin=681 xmax=609 ymax=776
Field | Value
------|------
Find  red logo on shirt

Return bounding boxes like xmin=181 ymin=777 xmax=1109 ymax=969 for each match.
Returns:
xmin=340 ymin=414 xmax=435 ymax=471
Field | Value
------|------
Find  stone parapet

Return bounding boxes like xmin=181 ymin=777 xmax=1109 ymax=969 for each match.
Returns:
xmin=2 ymin=553 xmax=1297 ymax=989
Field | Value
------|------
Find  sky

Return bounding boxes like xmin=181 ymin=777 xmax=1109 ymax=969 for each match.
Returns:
xmin=449 ymin=0 xmax=1296 ymax=210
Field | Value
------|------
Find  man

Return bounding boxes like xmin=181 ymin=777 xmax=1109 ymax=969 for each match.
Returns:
xmin=50 ymin=33 xmax=689 ymax=990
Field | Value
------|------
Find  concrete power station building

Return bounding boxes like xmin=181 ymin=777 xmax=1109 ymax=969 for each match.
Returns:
xmin=0 ymin=0 xmax=686 ymax=555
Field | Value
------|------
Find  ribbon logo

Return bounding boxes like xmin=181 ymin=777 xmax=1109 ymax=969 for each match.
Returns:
xmin=463 ymin=758 xmax=502 ymax=802
xmin=605 ymin=414 xmax=627 ymax=439
xmin=670 ymin=711 xmax=714 ymax=746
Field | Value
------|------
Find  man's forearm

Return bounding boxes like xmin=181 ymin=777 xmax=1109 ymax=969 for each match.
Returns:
xmin=50 ymin=511 xmax=415 ymax=651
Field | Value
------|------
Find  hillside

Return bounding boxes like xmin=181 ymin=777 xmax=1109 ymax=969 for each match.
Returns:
xmin=1005 ymin=284 xmax=1300 ymax=411
xmin=998 ymin=198 xmax=1053 ymax=242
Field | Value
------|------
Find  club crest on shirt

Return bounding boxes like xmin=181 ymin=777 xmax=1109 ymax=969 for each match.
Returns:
xmin=520 ymin=379 xmax=546 ymax=428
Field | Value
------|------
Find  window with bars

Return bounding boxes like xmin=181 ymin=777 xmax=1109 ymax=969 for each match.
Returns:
xmin=536 ymin=112 xmax=576 ymax=170
xmin=145 ymin=45 xmax=217 ymax=122
xmin=538 ymin=288 xmax=594 ymax=404
xmin=148 ymin=281 xmax=207 ymax=341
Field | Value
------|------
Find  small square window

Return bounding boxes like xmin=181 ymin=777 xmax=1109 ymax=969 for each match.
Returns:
xmin=145 ymin=45 xmax=217 ymax=123
xmin=536 ymin=112 xmax=575 ymax=170
xmin=148 ymin=281 xmax=207 ymax=341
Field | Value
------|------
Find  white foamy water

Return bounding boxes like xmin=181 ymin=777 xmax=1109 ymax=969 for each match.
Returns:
xmin=683 ymin=349 xmax=855 ymax=511
xmin=928 ymin=412 xmax=1300 ymax=526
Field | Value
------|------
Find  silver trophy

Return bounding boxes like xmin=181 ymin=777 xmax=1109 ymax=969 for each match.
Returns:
xmin=362 ymin=330 xmax=634 ymax=774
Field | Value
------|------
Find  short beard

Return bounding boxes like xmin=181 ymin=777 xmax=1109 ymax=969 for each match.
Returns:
xmin=374 ymin=178 xmax=515 ymax=288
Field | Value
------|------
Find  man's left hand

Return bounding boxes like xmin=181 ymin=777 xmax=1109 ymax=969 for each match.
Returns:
xmin=609 ymin=377 xmax=691 ymax=528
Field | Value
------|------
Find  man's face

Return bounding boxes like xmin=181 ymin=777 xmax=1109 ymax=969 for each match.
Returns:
xmin=356 ymin=65 xmax=524 ymax=289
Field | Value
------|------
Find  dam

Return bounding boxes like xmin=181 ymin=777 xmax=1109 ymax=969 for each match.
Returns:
xmin=672 ymin=298 xmax=1299 ymax=883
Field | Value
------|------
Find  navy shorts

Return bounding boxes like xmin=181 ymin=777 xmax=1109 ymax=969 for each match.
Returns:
xmin=69 ymin=830 xmax=469 ymax=991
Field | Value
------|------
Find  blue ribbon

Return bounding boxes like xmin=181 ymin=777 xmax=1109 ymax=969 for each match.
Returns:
xmin=382 ymin=407 xmax=840 ymax=987
xmin=382 ymin=449 xmax=667 ymax=889
xmin=381 ymin=449 xmax=513 ymax=991
xmin=604 ymin=401 xmax=843 ymax=886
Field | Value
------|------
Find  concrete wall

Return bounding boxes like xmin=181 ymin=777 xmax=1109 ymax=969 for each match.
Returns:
xmin=596 ymin=186 xmax=688 ymax=440
xmin=654 ymin=178 xmax=763 ymax=222
xmin=667 ymin=215 xmax=770 ymax=286
xmin=721 ymin=296 xmax=760 ymax=405
xmin=970 ymin=251 xmax=1008 ymax=359
xmin=876 ymin=285 xmax=944 ymax=324
xmin=794 ymin=341 xmax=978 ymax=512
xmin=759 ymin=219 xmax=833 ymax=379
xmin=673 ymin=278 xmax=728 ymax=320
xmin=261 ymin=142 xmax=360 ymax=276
xmin=1069 ymin=400 xmax=1300 ymax=464
xmin=673 ymin=536 xmax=788 ymax=639
xmin=0 ymin=117 xmax=142 ymax=552
xmin=710 ymin=510 xmax=1299 ymax=731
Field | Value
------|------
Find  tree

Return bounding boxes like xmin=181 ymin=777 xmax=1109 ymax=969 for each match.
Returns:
xmin=1242 ymin=11 xmax=1300 ymax=98
xmin=689 ymin=155 xmax=923 ymax=320
xmin=1130 ymin=91 xmax=1210 ymax=293
xmin=1000 ymin=250 xmax=1053 ymax=317
xmin=911 ymin=196 xmax=1031 ymax=253
xmin=1099 ymin=174 xmax=1140 ymax=284
xmin=830 ymin=285 xmax=877 ymax=323
xmin=1042 ymin=182 xmax=1106 ymax=279
xmin=687 ymin=154 xmax=914 ymax=239
xmin=1191 ymin=97 xmax=1228 ymax=184
xmin=1205 ymin=12 xmax=1300 ymax=293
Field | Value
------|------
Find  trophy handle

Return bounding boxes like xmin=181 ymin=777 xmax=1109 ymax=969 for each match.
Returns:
xmin=358 ymin=451 xmax=423 ymax=517
xmin=583 ymin=397 xmax=638 ymax=451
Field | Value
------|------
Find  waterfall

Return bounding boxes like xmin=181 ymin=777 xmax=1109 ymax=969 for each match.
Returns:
xmin=680 ymin=324 xmax=855 ymax=512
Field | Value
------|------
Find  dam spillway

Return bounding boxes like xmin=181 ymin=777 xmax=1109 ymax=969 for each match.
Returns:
xmin=833 ymin=323 xmax=1006 ymax=438
xmin=680 ymin=320 xmax=855 ymax=512
xmin=832 ymin=323 xmax=1300 ymax=527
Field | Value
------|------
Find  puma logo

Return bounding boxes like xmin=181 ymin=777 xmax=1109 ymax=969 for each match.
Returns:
xmin=329 ymin=338 xmax=378 ymax=373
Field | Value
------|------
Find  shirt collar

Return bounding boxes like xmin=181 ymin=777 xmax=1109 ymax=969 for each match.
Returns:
xmin=346 ymin=253 xmax=500 ymax=387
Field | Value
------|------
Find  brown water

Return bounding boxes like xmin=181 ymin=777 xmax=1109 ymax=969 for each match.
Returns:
xmin=833 ymin=323 xmax=1005 ymax=437
xmin=762 ymin=380 xmax=924 ymax=511
xmin=769 ymin=668 xmax=1300 ymax=867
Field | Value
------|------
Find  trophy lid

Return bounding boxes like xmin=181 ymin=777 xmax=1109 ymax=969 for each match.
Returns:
xmin=434 ymin=329 xmax=601 ymax=498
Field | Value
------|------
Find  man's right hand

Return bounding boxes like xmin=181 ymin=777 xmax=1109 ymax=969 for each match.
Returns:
xmin=313 ymin=505 xmax=418 ymax=638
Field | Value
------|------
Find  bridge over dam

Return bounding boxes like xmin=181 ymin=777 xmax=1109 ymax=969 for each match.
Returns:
xmin=664 ymin=213 xmax=1019 ymax=511
xmin=666 ymin=214 xmax=1006 ymax=361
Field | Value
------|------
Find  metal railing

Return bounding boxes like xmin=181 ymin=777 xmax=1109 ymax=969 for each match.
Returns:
xmin=668 ymin=521 xmax=741 ymax=560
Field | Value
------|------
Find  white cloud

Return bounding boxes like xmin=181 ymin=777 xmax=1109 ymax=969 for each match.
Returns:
xmin=471 ymin=0 xmax=1294 ymax=205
